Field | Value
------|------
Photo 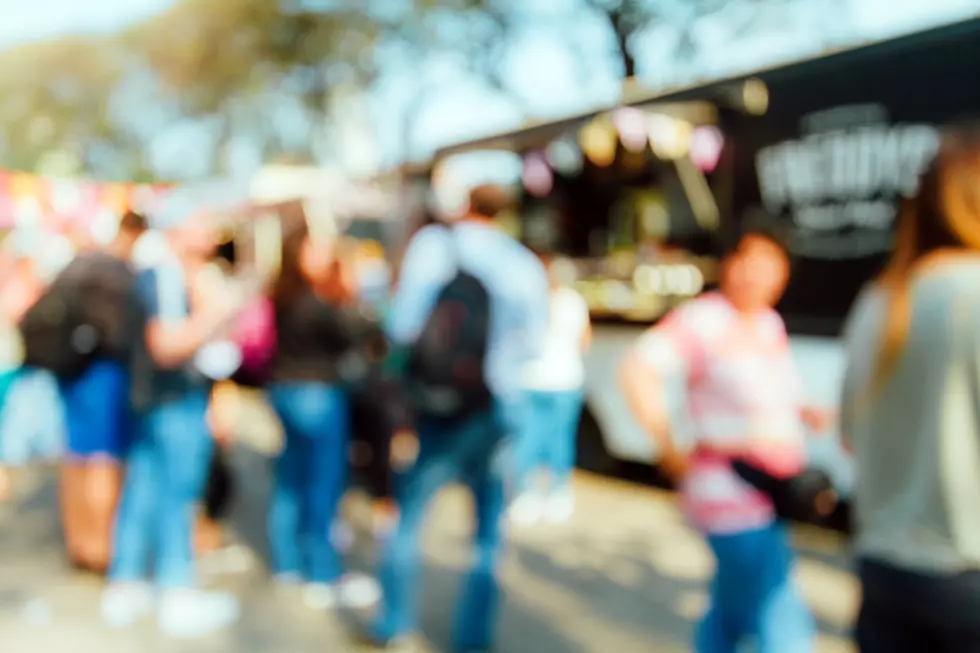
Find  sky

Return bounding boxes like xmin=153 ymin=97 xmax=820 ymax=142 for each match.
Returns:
xmin=1 ymin=0 xmax=979 ymax=179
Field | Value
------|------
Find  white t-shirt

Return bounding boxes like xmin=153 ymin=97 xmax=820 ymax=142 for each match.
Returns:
xmin=522 ymin=287 xmax=590 ymax=391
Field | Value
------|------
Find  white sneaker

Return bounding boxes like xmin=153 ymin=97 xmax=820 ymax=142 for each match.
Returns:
xmin=339 ymin=573 xmax=381 ymax=609
xmin=508 ymin=494 xmax=543 ymax=526
xmin=157 ymin=588 xmax=239 ymax=639
xmin=302 ymin=583 xmax=338 ymax=610
xmin=544 ymin=489 xmax=575 ymax=524
xmin=301 ymin=575 xmax=382 ymax=610
xmin=100 ymin=582 xmax=155 ymax=629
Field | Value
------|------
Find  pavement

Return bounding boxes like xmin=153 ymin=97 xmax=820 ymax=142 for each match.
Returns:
xmin=0 ymin=448 xmax=859 ymax=653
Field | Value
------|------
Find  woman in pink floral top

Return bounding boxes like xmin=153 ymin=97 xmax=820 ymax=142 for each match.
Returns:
xmin=620 ymin=226 xmax=832 ymax=653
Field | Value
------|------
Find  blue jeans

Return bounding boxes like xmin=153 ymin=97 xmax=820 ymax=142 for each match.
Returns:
xmin=371 ymin=403 xmax=513 ymax=651
xmin=696 ymin=522 xmax=815 ymax=653
xmin=267 ymin=382 xmax=349 ymax=584
xmin=110 ymin=390 xmax=213 ymax=588
xmin=514 ymin=388 xmax=583 ymax=493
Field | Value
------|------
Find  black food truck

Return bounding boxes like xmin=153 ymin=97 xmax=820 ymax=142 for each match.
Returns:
xmin=424 ymin=17 xmax=980 ymax=486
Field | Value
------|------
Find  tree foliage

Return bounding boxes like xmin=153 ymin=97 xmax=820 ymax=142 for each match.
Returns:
xmin=0 ymin=0 xmax=817 ymax=178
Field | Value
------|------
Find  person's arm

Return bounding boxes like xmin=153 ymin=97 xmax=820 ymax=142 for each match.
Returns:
xmin=837 ymin=289 xmax=876 ymax=454
xmin=522 ymin=257 xmax=551 ymax=361
xmin=142 ymin=265 xmax=244 ymax=370
xmin=574 ymin=290 xmax=592 ymax=353
xmin=619 ymin=306 xmax=705 ymax=480
xmin=385 ymin=228 xmax=450 ymax=347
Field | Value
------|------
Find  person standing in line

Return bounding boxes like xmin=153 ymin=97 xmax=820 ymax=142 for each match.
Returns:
xmin=263 ymin=217 xmax=382 ymax=610
xmin=620 ymin=225 xmax=832 ymax=653
xmin=100 ymin=187 xmax=250 ymax=639
xmin=0 ymin=252 xmax=39 ymax=500
xmin=509 ymin=254 xmax=591 ymax=525
xmin=841 ymin=126 xmax=980 ymax=653
xmin=56 ymin=210 xmax=147 ymax=574
xmin=362 ymin=185 xmax=550 ymax=652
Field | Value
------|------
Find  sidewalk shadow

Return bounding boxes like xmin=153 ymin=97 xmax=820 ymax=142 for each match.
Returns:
xmin=505 ymin=517 xmax=857 ymax=648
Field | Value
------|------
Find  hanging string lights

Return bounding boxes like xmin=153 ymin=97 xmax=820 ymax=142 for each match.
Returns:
xmin=612 ymin=107 xmax=651 ymax=153
xmin=647 ymin=113 xmax=693 ymax=160
xmin=521 ymin=150 xmax=554 ymax=197
xmin=545 ymin=136 xmax=584 ymax=176
xmin=579 ymin=117 xmax=618 ymax=168
xmin=690 ymin=125 xmax=725 ymax=173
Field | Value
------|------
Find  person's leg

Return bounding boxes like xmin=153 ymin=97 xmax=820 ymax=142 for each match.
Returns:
xmin=508 ymin=391 xmax=548 ymax=525
xmin=369 ymin=427 xmax=458 ymax=643
xmin=542 ymin=389 xmax=584 ymax=522
xmin=75 ymin=362 xmax=130 ymax=573
xmin=80 ymin=459 xmax=123 ymax=573
xmin=454 ymin=429 xmax=506 ymax=651
xmin=303 ymin=386 xmax=350 ymax=585
xmin=197 ymin=447 xmax=233 ymax=556
xmin=152 ymin=392 xmax=215 ymax=588
xmin=101 ymin=426 xmax=158 ymax=627
xmin=59 ymin=461 xmax=88 ymax=566
xmin=696 ymin=523 xmax=810 ymax=653
xmin=856 ymin=594 xmax=933 ymax=653
xmin=745 ymin=523 xmax=814 ymax=653
xmin=267 ymin=386 xmax=310 ymax=581
xmin=545 ymin=389 xmax=584 ymax=487
xmin=152 ymin=391 xmax=239 ymax=638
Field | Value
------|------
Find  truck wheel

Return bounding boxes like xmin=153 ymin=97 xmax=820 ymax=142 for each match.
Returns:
xmin=575 ymin=407 xmax=620 ymax=476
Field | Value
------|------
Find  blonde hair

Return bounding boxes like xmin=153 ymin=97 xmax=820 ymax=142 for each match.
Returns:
xmin=869 ymin=126 xmax=980 ymax=396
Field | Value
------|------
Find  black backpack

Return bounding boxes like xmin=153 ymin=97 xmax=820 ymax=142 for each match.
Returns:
xmin=404 ymin=230 xmax=492 ymax=422
xmin=19 ymin=253 xmax=144 ymax=381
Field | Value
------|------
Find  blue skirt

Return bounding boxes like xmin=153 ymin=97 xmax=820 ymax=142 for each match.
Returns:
xmin=59 ymin=360 xmax=132 ymax=461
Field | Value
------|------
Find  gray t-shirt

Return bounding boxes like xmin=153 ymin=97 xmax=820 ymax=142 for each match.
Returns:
xmin=843 ymin=258 xmax=980 ymax=573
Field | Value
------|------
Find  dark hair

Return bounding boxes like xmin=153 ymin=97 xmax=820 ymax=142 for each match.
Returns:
xmin=271 ymin=204 xmax=312 ymax=310
xmin=468 ymin=184 xmax=509 ymax=219
xmin=119 ymin=210 xmax=148 ymax=235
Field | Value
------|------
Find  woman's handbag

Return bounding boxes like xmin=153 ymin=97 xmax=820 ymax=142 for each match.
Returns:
xmin=732 ymin=459 xmax=836 ymax=523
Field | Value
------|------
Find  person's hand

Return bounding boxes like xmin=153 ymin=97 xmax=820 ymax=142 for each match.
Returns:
xmin=207 ymin=384 xmax=238 ymax=447
xmin=800 ymin=406 xmax=836 ymax=435
xmin=659 ymin=447 xmax=690 ymax=484
xmin=390 ymin=428 xmax=419 ymax=472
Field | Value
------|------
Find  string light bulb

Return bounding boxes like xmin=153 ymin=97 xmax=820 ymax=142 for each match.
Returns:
xmin=580 ymin=118 xmax=618 ymax=168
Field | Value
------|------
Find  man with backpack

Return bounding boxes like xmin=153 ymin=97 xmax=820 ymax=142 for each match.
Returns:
xmin=362 ymin=185 xmax=550 ymax=652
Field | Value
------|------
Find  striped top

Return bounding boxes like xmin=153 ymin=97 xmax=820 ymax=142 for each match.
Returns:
xmin=635 ymin=292 xmax=808 ymax=534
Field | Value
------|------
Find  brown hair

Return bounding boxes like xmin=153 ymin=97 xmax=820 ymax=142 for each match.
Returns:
xmin=869 ymin=125 xmax=980 ymax=395
xmin=270 ymin=204 xmax=356 ymax=309
xmin=271 ymin=204 xmax=312 ymax=310
xmin=119 ymin=210 xmax=148 ymax=236
xmin=469 ymin=184 xmax=509 ymax=219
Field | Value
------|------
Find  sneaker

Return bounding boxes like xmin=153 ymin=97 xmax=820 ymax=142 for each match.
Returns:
xmin=302 ymin=583 xmax=338 ymax=609
xmin=157 ymin=588 xmax=239 ymax=639
xmin=543 ymin=489 xmax=574 ymax=524
xmin=272 ymin=572 xmax=304 ymax=596
xmin=508 ymin=494 xmax=542 ymax=526
xmin=339 ymin=573 xmax=382 ymax=609
xmin=100 ymin=582 xmax=155 ymax=629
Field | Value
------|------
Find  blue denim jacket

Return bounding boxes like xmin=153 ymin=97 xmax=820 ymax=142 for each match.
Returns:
xmin=386 ymin=222 xmax=550 ymax=401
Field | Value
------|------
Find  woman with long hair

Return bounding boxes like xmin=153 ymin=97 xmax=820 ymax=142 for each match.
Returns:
xmin=841 ymin=125 xmax=980 ymax=652
xmin=265 ymin=215 xmax=379 ymax=610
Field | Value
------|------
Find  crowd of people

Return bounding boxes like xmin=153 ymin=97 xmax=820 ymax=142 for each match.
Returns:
xmin=1 ymin=124 xmax=980 ymax=653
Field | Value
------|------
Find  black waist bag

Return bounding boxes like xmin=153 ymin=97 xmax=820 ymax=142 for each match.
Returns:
xmin=404 ymin=268 xmax=492 ymax=424
xmin=732 ymin=461 xmax=835 ymax=523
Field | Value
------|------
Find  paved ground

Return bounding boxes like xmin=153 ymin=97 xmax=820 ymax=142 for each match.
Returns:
xmin=0 ymin=448 xmax=859 ymax=653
